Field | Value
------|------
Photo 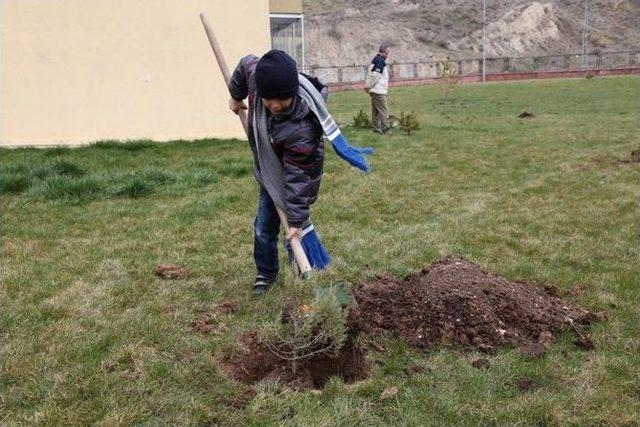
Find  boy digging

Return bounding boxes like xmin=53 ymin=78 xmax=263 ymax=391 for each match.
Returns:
xmin=228 ymin=50 xmax=325 ymax=296
xmin=227 ymin=50 xmax=372 ymax=296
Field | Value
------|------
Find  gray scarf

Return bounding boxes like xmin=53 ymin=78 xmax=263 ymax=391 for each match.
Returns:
xmin=252 ymin=75 xmax=318 ymax=211
xmin=252 ymin=74 xmax=372 ymax=214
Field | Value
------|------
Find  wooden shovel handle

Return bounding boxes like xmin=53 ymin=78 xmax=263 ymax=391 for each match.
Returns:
xmin=199 ymin=13 xmax=312 ymax=276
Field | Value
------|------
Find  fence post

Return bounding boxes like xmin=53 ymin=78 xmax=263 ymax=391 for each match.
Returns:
xmin=478 ymin=59 xmax=483 ymax=76
xmin=413 ymin=63 xmax=418 ymax=78
xmin=337 ymin=67 xmax=343 ymax=83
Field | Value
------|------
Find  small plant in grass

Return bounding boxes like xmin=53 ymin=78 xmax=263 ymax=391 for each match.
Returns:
xmin=261 ymin=289 xmax=347 ymax=375
xmin=438 ymin=57 xmax=461 ymax=99
xmin=352 ymin=109 xmax=371 ymax=128
xmin=585 ymin=71 xmax=595 ymax=80
xmin=398 ymin=111 xmax=421 ymax=135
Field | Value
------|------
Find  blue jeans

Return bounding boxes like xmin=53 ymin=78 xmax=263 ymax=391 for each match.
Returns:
xmin=254 ymin=187 xmax=292 ymax=280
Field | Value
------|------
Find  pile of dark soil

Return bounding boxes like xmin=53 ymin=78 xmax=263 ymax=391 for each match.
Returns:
xmin=353 ymin=256 xmax=596 ymax=353
xmin=630 ymin=148 xmax=640 ymax=163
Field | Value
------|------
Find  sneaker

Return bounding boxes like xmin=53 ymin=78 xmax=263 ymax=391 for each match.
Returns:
xmin=252 ymin=273 xmax=278 ymax=297
xmin=382 ymin=129 xmax=393 ymax=135
xmin=372 ymin=129 xmax=383 ymax=134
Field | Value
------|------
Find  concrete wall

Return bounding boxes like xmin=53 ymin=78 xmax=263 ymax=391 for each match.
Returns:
xmin=0 ymin=0 xmax=271 ymax=146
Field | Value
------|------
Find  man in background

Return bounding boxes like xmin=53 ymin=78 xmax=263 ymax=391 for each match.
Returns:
xmin=365 ymin=45 xmax=392 ymax=135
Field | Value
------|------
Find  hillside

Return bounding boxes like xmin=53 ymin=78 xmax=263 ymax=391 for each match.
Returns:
xmin=303 ymin=0 xmax=640 ymax=67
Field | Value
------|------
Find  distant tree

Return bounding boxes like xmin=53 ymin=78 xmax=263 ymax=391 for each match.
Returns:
xmin=399 ymin=111 xmax=421 ymax=135
xmin=438 ymin=57 xmax=461 ymax=99
xmin=352 ymin=109 xmax=371 ymax=128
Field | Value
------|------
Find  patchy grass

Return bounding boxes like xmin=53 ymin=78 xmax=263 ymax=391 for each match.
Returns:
xmin=219 ymin=160 xmax=253 ymax=178
xmin=1 ymin=154 xmax=220 ymax=203
xmin=91 ymin=140 xmax=156 ymax=151
xmin=1 ymin=76 xmax=639 ymax=425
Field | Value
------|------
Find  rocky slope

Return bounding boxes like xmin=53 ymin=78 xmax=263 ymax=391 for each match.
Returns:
xmin=303 ymin=0 xmax=640 ymax=67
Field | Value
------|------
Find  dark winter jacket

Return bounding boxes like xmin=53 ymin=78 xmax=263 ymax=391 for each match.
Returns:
xmin=228 ymin=54 xmax=325 ymax=228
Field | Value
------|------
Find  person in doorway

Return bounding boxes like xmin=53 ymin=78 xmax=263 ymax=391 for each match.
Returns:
xmin=365 ymin=45 xmax=392 ymax=135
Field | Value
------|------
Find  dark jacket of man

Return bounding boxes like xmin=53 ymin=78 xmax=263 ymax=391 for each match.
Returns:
xmin=228 ymin=54 xmax=325 ymax=228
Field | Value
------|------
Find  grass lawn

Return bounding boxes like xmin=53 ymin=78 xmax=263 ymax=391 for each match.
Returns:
xmin=1 ymin=76 xmax=639 ymax=425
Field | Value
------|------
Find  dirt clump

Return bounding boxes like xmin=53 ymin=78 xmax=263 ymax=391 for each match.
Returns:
xmin=379 ymin=385 xmax=399 ymax=401
xmin=214 ymin=299 xmax=239 ymax=315
xmin=221 ymin=388 xmax=256 ymax=409
xmin=615 ymin=147 xmax=640 ymax=164
xmin=515 ymin=377 xmax=540 ymax=392
xmin=518 ymin=111 xmax=536 ymax=118
xmin=519 ymin=342 xmax=547 ymax=358
xmin=472 ymin=358 xmax=490 ymax=370
xmin=408 ymin=363 xmax=426 ymax=374
xmin=191 ymin=299 xmax=238 ymax=335
xmin=573 ymin=336 xmax=595 ymax=351
xmin=354 ymin=256 xmax=596 ymax=353
xmin=537 ymin=330 xmax=556 ymax=348
xmin=568 ymin=285 xmax=585 ymax=297
xmin=153 ymin=264 xmax=188 ymax=280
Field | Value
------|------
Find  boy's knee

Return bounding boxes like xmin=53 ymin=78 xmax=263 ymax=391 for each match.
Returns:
xmin=254 ymin=216 xmax=279 ymax=237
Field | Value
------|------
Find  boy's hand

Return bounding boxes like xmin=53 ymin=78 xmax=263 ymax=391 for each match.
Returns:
xmin=228 ymin=98 xmax=247 ymax=115
xmin=286 ymin=227 xmax=302 ymax=241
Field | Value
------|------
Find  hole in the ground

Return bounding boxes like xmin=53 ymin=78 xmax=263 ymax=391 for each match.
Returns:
xmin=221 ymin=329 xmax=372 ymax=390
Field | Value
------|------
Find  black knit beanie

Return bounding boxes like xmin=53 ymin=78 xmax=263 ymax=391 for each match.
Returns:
xmin=255 ymin=50 xmax=299 ymax=99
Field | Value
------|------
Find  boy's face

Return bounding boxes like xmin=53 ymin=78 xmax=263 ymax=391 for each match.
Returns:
xmin=262 ymin=97 xmax=293 ymax=115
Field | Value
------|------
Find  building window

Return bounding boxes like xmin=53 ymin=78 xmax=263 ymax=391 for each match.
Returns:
xmin=270 ymin=14 xmax=304 ymax=71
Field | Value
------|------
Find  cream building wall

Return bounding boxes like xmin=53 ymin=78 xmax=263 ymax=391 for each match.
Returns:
xmin=0 ymin=0 xmax=271 ymax=147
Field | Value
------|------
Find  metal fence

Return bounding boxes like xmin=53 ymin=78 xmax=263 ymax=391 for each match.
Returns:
xmin=311 ymin=51 xmax=640 ymax=85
